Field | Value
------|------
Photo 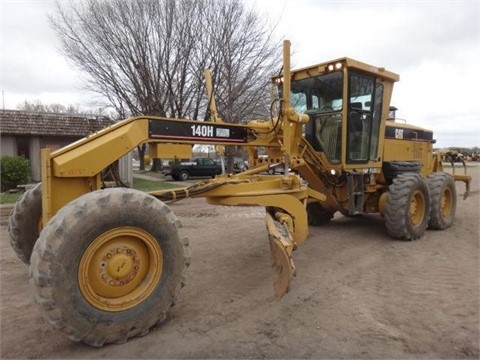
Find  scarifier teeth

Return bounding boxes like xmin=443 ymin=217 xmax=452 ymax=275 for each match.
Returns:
xmin=464 ymin=182 xmax=470 ymax=200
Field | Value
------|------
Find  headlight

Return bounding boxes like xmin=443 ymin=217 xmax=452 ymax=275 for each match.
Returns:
xmin=326 ymin=62 xmax=343 ymax=71
xmin=272 ymin=76 xmax=284 ymax=84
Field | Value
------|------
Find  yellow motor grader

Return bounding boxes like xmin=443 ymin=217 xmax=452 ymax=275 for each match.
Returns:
xmin=8 ymin=41 xmax=470 ymax=346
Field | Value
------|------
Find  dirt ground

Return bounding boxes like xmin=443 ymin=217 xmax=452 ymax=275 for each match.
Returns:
xmin=1 ymin=165 xmax=479 ymax=359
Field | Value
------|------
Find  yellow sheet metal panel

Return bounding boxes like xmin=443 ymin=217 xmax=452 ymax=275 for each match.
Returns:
xmin=52 ymin=119 xmax=149 ymax=177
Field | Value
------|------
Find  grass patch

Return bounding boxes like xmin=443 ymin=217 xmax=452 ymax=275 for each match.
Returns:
xmin=132 ymin=177 xmax=184 ymax=192
xmin=0 ymin=192 xmax=21 ymax=204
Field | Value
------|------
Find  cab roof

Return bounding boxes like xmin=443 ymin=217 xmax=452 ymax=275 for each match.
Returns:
xmin=288 ymin=57 xmax=400 ymax=83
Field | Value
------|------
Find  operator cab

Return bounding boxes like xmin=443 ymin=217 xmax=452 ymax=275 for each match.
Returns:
xmin=276 ymin=58 xmax=399 ymax=168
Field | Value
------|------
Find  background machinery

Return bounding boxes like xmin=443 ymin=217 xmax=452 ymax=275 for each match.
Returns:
xmin=8 ymin=41 xmax=470 ymax=346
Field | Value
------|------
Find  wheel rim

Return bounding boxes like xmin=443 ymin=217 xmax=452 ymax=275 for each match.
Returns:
xmin=440 ymin=187 xmax=453 ymax=218
xmin=78 ymin=226 xmax=163 ymax=312
xmin=409 ymin=189 xmax=426 ymax=226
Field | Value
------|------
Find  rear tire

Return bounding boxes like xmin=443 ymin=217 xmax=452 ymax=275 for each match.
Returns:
xmin=29 ymin=188 xmax=190 ymax=346
xmin=385 ymin=173 xmax=430 ymax=240
xmin=428 ymin=172 xmax=456 ymax=230
xmin=307 ymin=202 xmax=335 ymax=225
xmin=8 ymin=183 xmax=42 ymax=264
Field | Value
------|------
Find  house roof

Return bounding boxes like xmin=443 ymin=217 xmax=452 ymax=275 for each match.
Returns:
xmin=0 ymin=110 xmax=115 ymax=137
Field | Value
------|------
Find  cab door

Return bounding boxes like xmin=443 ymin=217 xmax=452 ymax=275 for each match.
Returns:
xmin=346 ymin=71 xmax=384 ymax=165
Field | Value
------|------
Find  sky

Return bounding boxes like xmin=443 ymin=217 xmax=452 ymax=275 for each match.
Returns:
xmin=1 ymin=0 xmax=479 ymax=149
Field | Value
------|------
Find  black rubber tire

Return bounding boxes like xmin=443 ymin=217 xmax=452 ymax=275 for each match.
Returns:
xmin=179 ymin=171 xmax=189 ymax=181
xmin=8 ymin=183 xmax=42 ymax=264
xmin=382 ymin=161 xmax=421 ymax=184
xmin=307 ymin=202 xmax=335 ymax=226
xmin=385 ymin=173 xmax=430 ymax=240
xmin=29 ymin=188 xmax=190 ymax=346
xmin=427 ymin=172 xmax=457 ymax=230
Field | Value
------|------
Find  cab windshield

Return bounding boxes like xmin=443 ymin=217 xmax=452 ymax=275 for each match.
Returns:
xmin=291 ymin=71 xmax=343 ymax=163
xmin=291 ymin=72 xmax=343 ymax=113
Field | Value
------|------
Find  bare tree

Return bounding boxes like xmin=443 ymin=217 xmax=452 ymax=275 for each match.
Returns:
xmin=16 ymin=100 xmax=112 ymax=116
xmin=51 ymin=0 xmax=280 ymax=171
xmin=204 ymin=0 xmax=280 ymax=170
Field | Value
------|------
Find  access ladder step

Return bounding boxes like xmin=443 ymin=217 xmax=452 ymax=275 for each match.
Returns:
xmin=346 ymin=173 xmax=364 ymax=215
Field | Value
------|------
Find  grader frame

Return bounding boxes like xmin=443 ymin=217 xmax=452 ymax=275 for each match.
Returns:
xmin=10 ymin=40 xmax=471 ymax=346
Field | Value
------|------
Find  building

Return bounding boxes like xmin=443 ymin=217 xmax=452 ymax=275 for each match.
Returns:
xmin=1 ymin=110 xmax=115 ymax=181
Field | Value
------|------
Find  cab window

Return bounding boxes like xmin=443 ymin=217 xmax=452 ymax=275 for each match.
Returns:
xmin=347 ymin=72 xmax=382 ymax=163
xmin=291 ymin=71 xmax=343 ymax=163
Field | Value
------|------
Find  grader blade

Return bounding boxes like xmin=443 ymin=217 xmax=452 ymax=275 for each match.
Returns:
xmin=265 ymin=212 xmax=297 ymax=298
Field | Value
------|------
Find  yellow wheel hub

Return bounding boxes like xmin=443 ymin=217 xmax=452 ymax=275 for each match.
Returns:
xmin=107 ymin=253 xmax=133 ymax=279
xmin=440 ymin=188 xmax=452 ymax=217
xmin=409 ymin=189 xmax=426 ymax=226
xmin=78 ymin=227 xmax=163 ymax=312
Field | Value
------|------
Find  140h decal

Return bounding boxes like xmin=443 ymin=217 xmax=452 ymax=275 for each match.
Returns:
xmin=190 ymin=124 xmax=231 ymax=138
xmin=149 ymin=119 xmax=247 ymax=143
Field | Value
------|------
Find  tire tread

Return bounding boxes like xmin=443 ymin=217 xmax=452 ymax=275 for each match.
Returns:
xmin=8 ymin=183 xmax=42 ymax=264
xmin=385 ymin=173 xmax=430 ymax=240
xmin=427 ymin=172 xmax=457 ymax=230
xmin=29 ymin=188 xmax=189 ymax=346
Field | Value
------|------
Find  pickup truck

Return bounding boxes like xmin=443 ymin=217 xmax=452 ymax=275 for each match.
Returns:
xmin=170 ymin=158 xmax=223 ymax=181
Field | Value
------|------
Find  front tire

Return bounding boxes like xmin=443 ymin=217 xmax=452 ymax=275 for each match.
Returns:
xmin=29 ymin=188 xmax=190 ymax=346
xmin=385 ymin=173 xmax=430 ymax=240
xmin=179 ymin=171 xmax=189 ymax=181
xmin=8 ymin=183 xmax=42 ymax=264
xmin=307 ymin=202 xmax=335 ymax=225
xmin=428 ymin=172 xmax=456 ymax=230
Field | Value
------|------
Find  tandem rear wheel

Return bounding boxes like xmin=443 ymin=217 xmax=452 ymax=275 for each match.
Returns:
xmin=385 ymin=172 xmax=458 ymax=240
xmin=385 ymin=173 xmax=430 ymax=240
xmin=427 ymin=172 xmax=457 ymax=230
xmin=29 ymin=188 xmax=190 ymax=346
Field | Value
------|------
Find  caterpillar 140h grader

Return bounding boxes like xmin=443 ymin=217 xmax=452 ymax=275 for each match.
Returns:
xmin=9 ymin=41 xmax=470 ymax=346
